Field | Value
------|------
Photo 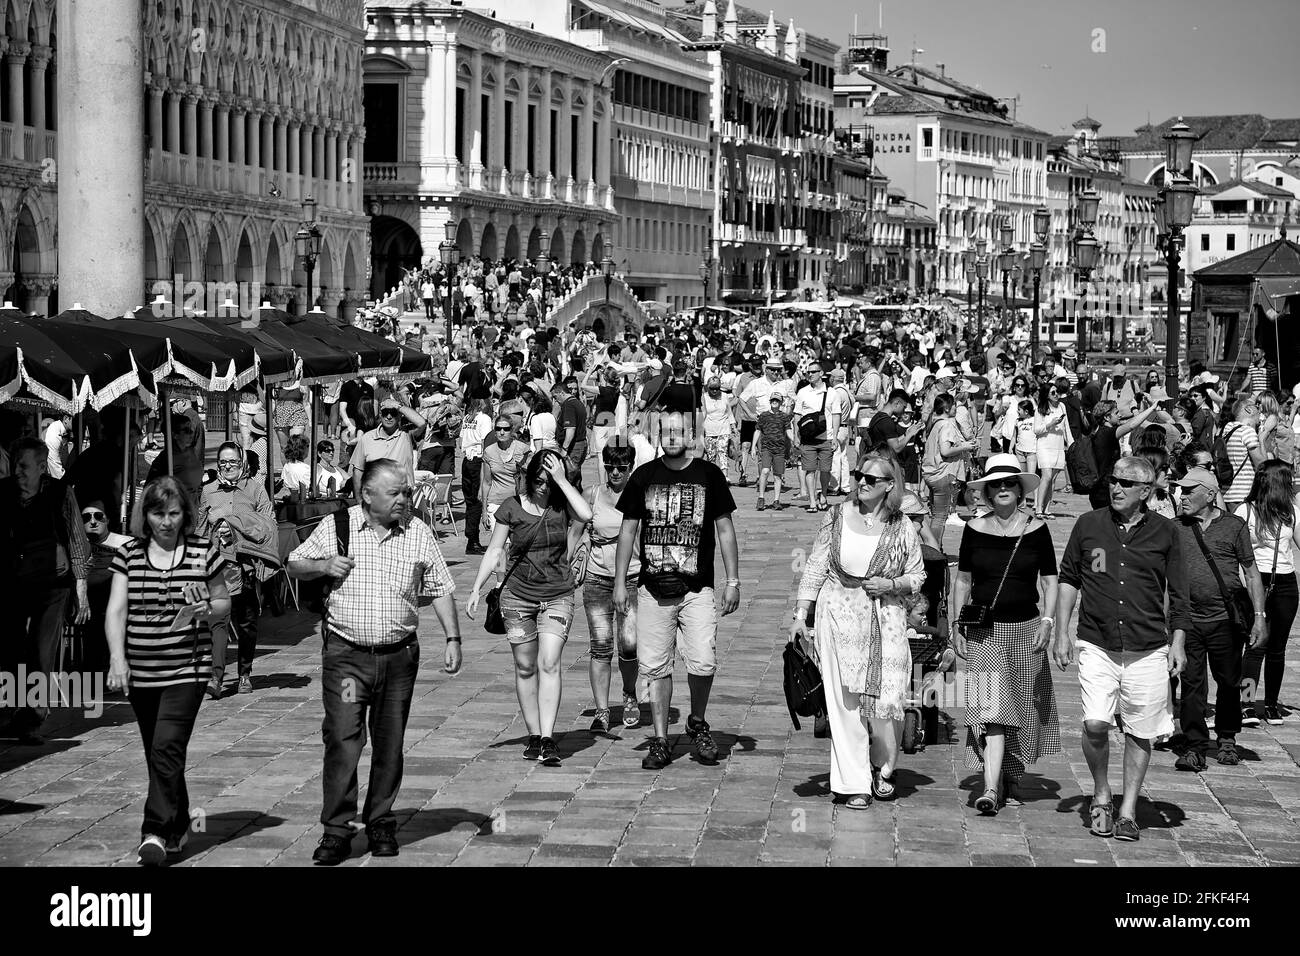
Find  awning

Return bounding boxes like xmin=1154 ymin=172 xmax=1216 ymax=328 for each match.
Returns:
xmin=576 ymin=0 xmax=688 ymax=41
xmin=1254 ymin=276 xmax=1300 ymax=319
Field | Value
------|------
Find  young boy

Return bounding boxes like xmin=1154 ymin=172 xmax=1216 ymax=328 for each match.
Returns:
xmin=756 ymin=393 xmax=794 ymax=510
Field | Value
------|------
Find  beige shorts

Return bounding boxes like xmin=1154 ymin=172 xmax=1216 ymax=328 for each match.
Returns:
xmin=1078 ymin=643 xmax=1174 ymax=740
xmin=636 ymin=585 xmax=717 ymax=680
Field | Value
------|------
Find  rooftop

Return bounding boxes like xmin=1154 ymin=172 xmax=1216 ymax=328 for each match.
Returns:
xmin=1120 ymin=115 xmax=1300 ymax=154
xmin=1203 ymin=178 xmax=1297 ymax=199
xmin=1194 ymin=236 xmax=1300 ymax=278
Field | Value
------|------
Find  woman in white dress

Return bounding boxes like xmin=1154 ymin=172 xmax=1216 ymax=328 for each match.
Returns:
xmin=790 ymin=453 xmax=925 ymax=808
xmin=702 ymin=376 xmax=737 ymax=477
xmin=1032 ymin=382 xmax=1071 ymax=518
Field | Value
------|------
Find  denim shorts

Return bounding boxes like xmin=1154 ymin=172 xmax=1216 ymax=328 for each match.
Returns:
xmin=582 ymin=574 xmax=638 ymax=661
xmin=499 ymin=590 xmax=575 ymax=645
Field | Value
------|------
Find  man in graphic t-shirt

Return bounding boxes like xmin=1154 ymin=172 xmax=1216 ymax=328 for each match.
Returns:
xmin=614 ymin=411 xmax=740 ymax=771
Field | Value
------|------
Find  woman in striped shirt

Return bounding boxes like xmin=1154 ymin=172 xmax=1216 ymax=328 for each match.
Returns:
xmin=106 ymin=476 xmax=231 ymax=866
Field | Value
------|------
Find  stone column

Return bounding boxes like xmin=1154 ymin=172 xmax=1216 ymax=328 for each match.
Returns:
xmin=167 ymin=85 xmax=182 ymax=153
xmin=274 ymin=111 xmax=287 ymax=185
xmin=287 ymin=115 xmax=301 ymax=200
xmin=28 ymin=43 xmax=49 ymax=134
xmin=198 ymin=93 xmax=213 ymax=188
xmin=341 ymin=288 xmax=367 ymax=324
xmin=595 ymin=87 xmax=612 ymax=190
xmin=556 ymin=79 xmax=572 ymax=195
xmin=148 ymin=82 xmax=164 ymax=156
xmin=57 ymin=0 xmax=145 ymax=317
xmin=300 ymin=118 xmax=314 ymax=200
xmin=468 ymin=50 xmax=483 ymax=184
xmin=231 ymin=101 xmax=245 ymax=167
xmin=22 ymin=274 xmax=54 ymax=317
xmin=313 ymin=124 xmax=324 ymax=181
xmin=425 ymin=35 xmax=457 ymax=190
xmin=580 ymin=80 xmax=595 ymax=187
xmin=537 ymin=69 xmax=552 ymax=187
xmin=7 ymin=40 xmax=29 ymax=151
xmin=491 ymin=67 xmax=507 ymax=175
xmin=511 ymin=67 xmax=529 ymax=177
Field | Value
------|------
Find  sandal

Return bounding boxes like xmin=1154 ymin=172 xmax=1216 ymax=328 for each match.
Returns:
xmin=844 ymin=793 xmax=872 ymax=810
xmin=816 ymin=495 xmax=829 ymax=511
xmin=1001 ymin=775 xmax=1023 ymax=807
xmin=1090 ymin=798 xmax=1114 ymax=838
xmin=871 ymin=768 xmax=896 ymax=801
xmin=974 ymin=788 xmax=999 ymax=815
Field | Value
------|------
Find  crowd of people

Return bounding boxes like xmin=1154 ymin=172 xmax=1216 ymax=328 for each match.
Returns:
xmin=3 ymin=287 xmax=1299 ymax=864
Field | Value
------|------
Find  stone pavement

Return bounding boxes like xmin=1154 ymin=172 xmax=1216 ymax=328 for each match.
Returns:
xmin=3 ymin=469 xmax=1300 ymax=867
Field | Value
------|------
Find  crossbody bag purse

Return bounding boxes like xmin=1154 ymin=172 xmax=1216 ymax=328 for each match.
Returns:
xmin=485 ymin=510 xmax=545 ymax=634
xmin=957 ymin=521 xmax=1029 ymax=631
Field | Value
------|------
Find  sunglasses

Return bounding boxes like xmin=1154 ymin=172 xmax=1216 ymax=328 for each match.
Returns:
xmin=318 ymin=447 xmax=335 ymax=454
xmin=217 ymin=460 xmax=242 ymax=468
xmin=607 ymin=464 xmax=631 ymax=472
xmin=81 ymin=510 xmax=106 ymax=522
xmin=380 ymin=409 xmax=400 ymax=417
xmin=1109 ymin=476 xmax=1150 ymax=489
xmin=986 ymin=478 xmax=1022 ymax=490
xmin=852 ymin=472 xmax=892 ymax=486
xmin=495 ymin=425 xmax=512 ymax=431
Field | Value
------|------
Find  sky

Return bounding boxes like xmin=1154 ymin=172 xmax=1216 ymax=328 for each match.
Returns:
xmin=784 ymin=0 xmax=1300 ymax=136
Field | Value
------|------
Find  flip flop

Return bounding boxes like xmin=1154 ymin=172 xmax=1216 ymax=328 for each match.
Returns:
xmin=844 ymin=793 xmax=872 ymax=810
xmin=872 ymin=768 xmax=896 ymax=801
xmin=1090 ymin=798 xmax=1114 ymax=837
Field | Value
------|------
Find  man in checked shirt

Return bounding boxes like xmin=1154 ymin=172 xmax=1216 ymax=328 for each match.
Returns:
xmin=289 ymin=459 xmax=462 ymax=865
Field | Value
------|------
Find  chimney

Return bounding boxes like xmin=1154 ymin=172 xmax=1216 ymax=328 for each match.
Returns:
xmin=936 ymin=62 xmax=945 ymax=77
xmin=702 ymin=0 xmax=717 ymax=37
xmin=784 ymin=19 xmax=799 ymax=62
xmin=724 ymin=0 xmax=737 ymax=41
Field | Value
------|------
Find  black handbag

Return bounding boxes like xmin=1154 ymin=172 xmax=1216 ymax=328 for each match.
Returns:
xmin=957 ymin=520 xmax=1028 ymax=632
xmin=783 ymin=631 xmax=827 ymax=731
xmin=484 ymin=511 xmax=544 ymax=635
xmin=798 ymin=389 xmax=828 ymax=444
xmin=1189 ymin=519 xmax=1256 ymax=642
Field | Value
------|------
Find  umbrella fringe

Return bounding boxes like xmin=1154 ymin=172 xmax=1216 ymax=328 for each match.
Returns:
xmin=232 ymin=362 xmax=259 ymax=391
xmin=298 ymin=371 xmax=367 ymax=387
xmin=166 ymin=355 xmax=216 ymax=391
xmin=87 ymin=370 xmax=146 ymax=412
xmin=0 ymin=366 xmax=24 ymax=405
xmin=17 ymin=363 xmax=82 ymax=414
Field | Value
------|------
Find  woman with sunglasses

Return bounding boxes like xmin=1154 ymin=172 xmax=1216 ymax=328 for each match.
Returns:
xmin=314 ymin=440 xmax=347 ymax=497
xmin=1031 ymin=383 xmax=1072 ymax=518
xmin=466 ymin=449 xmax=592 ymax=766
xmin=994 ymin=377 xmax=1030 ymax=456
xmin=951 ymin=454 xmax=1060 ymax=814
xmin=481 ymin=417 xmax=530 ymax=536
xmin=791 ymin=454 xmax=924 ymax=808
xmin=581 ymin=444 xmax=644 ymax=732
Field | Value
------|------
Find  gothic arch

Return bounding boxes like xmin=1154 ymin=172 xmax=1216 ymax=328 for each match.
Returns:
xmin=342 ymin=237 xmax=361 ymax=291
xmin=170 ymin=213 xmax=200 ymax=284
xmin=504 ymin=223 xmax=520 ymax=261
xmin=455 ymin=218 xmax=473 ymax=257
xmin=480 ymin=221 xmax=498 ymax=261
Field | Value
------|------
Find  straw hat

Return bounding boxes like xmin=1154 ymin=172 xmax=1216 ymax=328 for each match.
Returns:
xmin=249 ymin=412 xmax=267 ymax=435
xmin=966 ymin=453 xmax=1041 ymax=496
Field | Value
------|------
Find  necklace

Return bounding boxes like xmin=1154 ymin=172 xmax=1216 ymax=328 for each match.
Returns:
xmin=991 ymin=511 xmax=1024 ymax=536
xmin=148 ymin=538 xmax=185 ymax=610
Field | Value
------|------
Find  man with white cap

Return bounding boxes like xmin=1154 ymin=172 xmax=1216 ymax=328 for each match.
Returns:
xmin=1171 ymin=465 xmax=1266 ymax=771
xmin=349 ymin=395 xmax=428 ymax=497
xmin=1054 ymin=456 xmax=1189 ymax=842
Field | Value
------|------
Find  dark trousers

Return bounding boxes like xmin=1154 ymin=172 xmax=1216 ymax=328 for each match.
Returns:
xmin=128 ymin=682 xmax=205 ymax=840
xmin=565 ymin=440 xmax=588 ymax=492
xmin=211 ymin=587 xmax=260 ymax=680
xmin=423 ymin=297 xmax=435 ymax=319
xmin=320 ymin=635 xmax=419 ymax=838
xmin=418 ymin=445 xmax=455 ymax=475
xmin=1242 ymin=572 xmax=1298 ymax=707
xmin=462 ymin=456 xmax=483 ymax=546
xmin=0 ymin=583 xmax=70 ymax=730
xmin=1181 ymin=619 xmax=1243 ymax=752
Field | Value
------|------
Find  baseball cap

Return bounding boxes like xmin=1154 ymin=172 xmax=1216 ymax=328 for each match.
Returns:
xmin=1175 ymin=467 xmax=1220 ymax=496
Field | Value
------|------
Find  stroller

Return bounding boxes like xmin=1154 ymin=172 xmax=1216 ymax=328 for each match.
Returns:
xmin=901 ymin=543 xmax=956 ymax=754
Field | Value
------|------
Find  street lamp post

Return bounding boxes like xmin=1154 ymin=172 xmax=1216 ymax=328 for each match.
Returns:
xmin=999 ymin=221 xmax=1015 ymax=320
xmin=698 ymin=257 xmax=711 ymax=308
xmin=1071 ymin=189 xmax=1101 ymax=366
xmin=974 ymin=237 xmax=988 ymax=345
xmin=294 ymin=196 xmax=322 ymax=315
xmin=1029 ymin=205 xmax=1050 ymax=363
xmin=536 ymin=232 xmax=552 ymax=326
xmin=438 ymin=218 xmax=459 ymax=348
xmin=963 ymin=249 xmax=975 ymax=319
xmin=1155 ymin=120 xmax=1199 ymax=395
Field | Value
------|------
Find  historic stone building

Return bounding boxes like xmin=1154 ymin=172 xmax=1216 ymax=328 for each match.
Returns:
xmin=2 ymin=0 xmax=370 ymax=319
xmin=363 ymin=0 xmax=616 ymax=299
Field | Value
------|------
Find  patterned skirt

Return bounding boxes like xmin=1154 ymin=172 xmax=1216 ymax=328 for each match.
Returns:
xmin=962 ymin=616 xmax=1061 ymax=780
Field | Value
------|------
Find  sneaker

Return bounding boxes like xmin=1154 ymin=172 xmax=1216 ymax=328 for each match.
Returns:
xmin=1216 ymin=740 xmax=1241 ymax=766
xmin=756 ymin=498 xmax=766 ymax=511
xmin=165 ymin=830 xmax=189 ymax=855
xmin=539 ymin=737 xmax=561 ymax=766
xmin=1264 ymin=704 xmax=1284 ymax=725
xmin=205 ymin=679 xmax=222 ymax=701
xmin=1242 ymin=705 xmax=1260 ymax=727
xmin=685 ymin=714 xmax=719 ymax=765
xmin=622 ymin=693 xmax=640 ymax=729
xmin=237 ymin=675 xmax=253 ymax=694
xmin=1175 ymin=749 xmax=1207 ymax=772
xmin=136 ymin=835 xmax=166 ymax=866
xmin=590 ymin=708 xmax=611 ymax=733
xmin=523 ymin=734 xmax=542 ymax=760
xmin=642 ymin=736 xmax=671 ymax=770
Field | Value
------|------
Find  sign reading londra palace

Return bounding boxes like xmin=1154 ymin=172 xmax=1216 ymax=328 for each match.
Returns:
xmin=873 ymin=131 xmax=912 ymax=153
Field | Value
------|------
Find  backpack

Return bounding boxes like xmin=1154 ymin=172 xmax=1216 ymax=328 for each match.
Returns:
xmin=1212 ymin=424 xmax=1244 ymax=490
xmin=782 ymin=632 xmax=826 ymax=731
xmin=1065 ymin=433 xmax=1103 ymax=494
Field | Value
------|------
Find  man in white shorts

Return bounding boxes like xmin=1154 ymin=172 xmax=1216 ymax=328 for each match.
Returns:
xmin=1053 ymin=457 xmax=1189 ymax=843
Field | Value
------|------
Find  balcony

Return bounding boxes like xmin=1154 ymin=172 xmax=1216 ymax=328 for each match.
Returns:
xmin=0 ymin=121 xmax=52 ymax=164
xmin=721 ymin=120 xmax=746 ymax=145
xmin=363 ymin=162 xmax=421 ymax=188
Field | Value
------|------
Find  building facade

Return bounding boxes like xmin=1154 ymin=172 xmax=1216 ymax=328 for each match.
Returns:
xmin=364 ymin=1 xmax=616 ymax=299
xmin=670 ymin=1 xmax=808 ymax=308
xmin=834 ymin=36 xmax=1050 ymax=296
xmin=1 ymin=0 xmax=369 ymax=319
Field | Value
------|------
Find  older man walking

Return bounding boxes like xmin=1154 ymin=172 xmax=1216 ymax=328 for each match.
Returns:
xmin=1054 ymin=456 xmax=1189 ymax=842
xmin=289 ymin=459 xmax=462 ymax=864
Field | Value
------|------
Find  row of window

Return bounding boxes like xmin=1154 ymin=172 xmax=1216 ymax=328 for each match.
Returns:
xmin=618 ymin=218 xmax=710 ymax=257
xmin=613 ymin=70 xmax=703 ymax=123
xmin=800 ymin=60 xmax=835 ymax=91
xmin=452 ymin=91 xmax=597 ymax=181
xmin=940 ymin=171 xmax=1045 ymax=203
xmin=615 ymin=136 xmax=711 ymax=190
xmin=944 ymin=128 xmax=1044 ymax=161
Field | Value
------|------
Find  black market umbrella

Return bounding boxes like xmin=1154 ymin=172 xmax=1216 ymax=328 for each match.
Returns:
xmin=299 ymin=309 xmax=432 ymax=379
xmin=200 ymin=309 xmax=298 ymax=383
xmin=0 ymin=307 xmax=161 ymax=413
xmin=240 ymin=304 xmax=356 ymax=384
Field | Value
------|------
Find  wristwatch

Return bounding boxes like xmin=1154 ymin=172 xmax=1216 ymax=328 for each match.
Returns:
xmin=724 ymin=578 xmax=741 ymax=589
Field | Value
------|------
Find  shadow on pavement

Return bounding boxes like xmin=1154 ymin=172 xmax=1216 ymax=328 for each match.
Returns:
xmin=173 ymin=811 xmax=289 ymax=861
xmin=0 ymin=799 xmax=45 ymax=815
xmin=398 ymin=807 xmax=492 ymax=840
xmin=793 ymin=773 xmax=832 ymax=798
xmin=959 ymin=771 xmax=1061 ymax=805
xmin=1056 ymin=793 xmax=1186 ymax=831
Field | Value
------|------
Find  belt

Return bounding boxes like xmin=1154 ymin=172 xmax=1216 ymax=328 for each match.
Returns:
xmin=328 ymin=632 xmax=417 ymax=654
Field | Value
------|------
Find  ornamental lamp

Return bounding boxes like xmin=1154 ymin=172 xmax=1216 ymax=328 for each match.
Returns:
xmin=1074 ymin=234 xmax=1099 ymax=272
xmin=1000 ymin=222 xmax=1015 ymax=250
xmin=1033 ymin=205 xmax=1051 ymax=242
xmin=1030 ymin=242 xmax=1047 ymax=271
xmin=999 ymin=249 xmax=1016 ymax=273
xmin=1165 ymin=179 xmax=1198 ymax=229
xmin=975 ymin=256 xmax=988 ymax=280
xmin=1164 ymin=119 xmax=1197 ymax=179
xmin=1077 ymin=189 xmax=1101 ymax=229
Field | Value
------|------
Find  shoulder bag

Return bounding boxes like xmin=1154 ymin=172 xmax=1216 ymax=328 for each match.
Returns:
xmin=956 ymin=520 xmax=1029 ymax=631
xmin=484 ymin=507 xmax=545 ymax=634
xmin=1188 ymin=518 xmax=1255 ymax=642
xmin=798 ymin=388 xmax=828 ymax=444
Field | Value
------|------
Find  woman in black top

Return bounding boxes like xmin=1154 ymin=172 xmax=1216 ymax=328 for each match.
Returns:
xmin=1086 ymin=398 xmax=1162 ymax=509
xmin=950 ymin=454 xmax=1060 ymax=814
